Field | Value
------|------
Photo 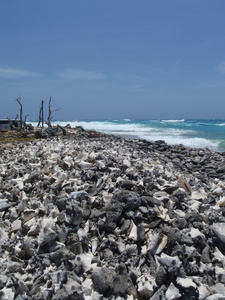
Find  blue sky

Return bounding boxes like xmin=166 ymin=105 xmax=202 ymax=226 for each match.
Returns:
xmin=1 ymin=0 xmax=225 ymax=120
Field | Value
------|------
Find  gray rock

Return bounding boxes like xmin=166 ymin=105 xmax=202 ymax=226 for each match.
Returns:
xmin=119 ymin=219 xmax=131 ymax=235
xmin=201 ymin=245 xmax=211 ymax=263
xmin=137 ymin=223 xmax=146 ymax=244
xmin=69 ymin=190 xmax=88 ymax=202
xmin=55 ymin=196 xmax=68 ymax=211
xmin=212 ymin=223 xmax=225 ymax=244
xmin=65 ymin=201 xmax=83 ymax=225
xmin=49 ymin=247 xmax=75 ymax=264
xmin=165 ymin=282 xmax=181 ymax=300
xmin=118 ymin=180 xmax=135 ymax=190
xmin=104 ymin=201 xmax=124 ymax=232
xmin=155 ymin=266 xmax=167 ymax=286
xmin=91 ymin=267 xmax=116 ymax=294
xmin=112 ymin=263 xmax=128 ymax=295
xmin=112 ymin=190 xmax=141 ymax=210
xmin=0 ymin=199 xmax=17 ymax=211
xmin=150 ymin=285 xmax=167 ymax=300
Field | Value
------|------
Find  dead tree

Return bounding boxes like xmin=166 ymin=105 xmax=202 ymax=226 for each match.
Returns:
xmin=46 ymin=96 xmax=60 ymax=128
xmin=24 ymin=114 xmax=29 ymax=123
xmin=37 ymin=100 xmax=44 ymax=128
xmin=7 ymin=114 xmax=19 ymax=130
xmin=15 ymin=97 xmax=23 ymax=131
xmin=6 ymin=115 xmax=18 ymax=131
xmin=6 ymin=97 xmax=33 ymax=137
xmin=14 ymin=97 xmax=30 ymax=131
xmin=23 ymin=114 xmax=29 ymax=130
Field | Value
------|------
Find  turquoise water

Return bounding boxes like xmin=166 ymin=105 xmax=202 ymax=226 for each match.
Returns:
xmin=31 ymin=119 xmax=225 ymax=152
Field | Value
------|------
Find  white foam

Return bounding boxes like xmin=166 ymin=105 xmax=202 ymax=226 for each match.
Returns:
xmin=161 ymin=119 xmax=185 ymax=123
xmin=49 ymin=120 xmax=150 ymax=134
xmin=29 ymin=120 xmax=221 ymax=151
xmin=144 ymin=136 xmax=219 ymax=150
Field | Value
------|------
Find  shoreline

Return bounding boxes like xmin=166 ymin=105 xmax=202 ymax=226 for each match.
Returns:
xmin=0 ymin=131 xmax=225 ymax=298
xmin=29 ymin=118 xmax=225 ymax=153
xmin=1 ymin=125 xmax=225 ymax=154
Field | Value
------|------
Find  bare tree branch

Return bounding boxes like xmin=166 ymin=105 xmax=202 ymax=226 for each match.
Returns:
xmin=37 ymin=100 xmax=44 ymax=128
xmin=46 ymin=96 xmax=60 ymax=127
xmin=57 ymin=124 xmax=67 ymax=136
xmin=24 ymin=114 xmax=29 ymax=130
xmin=15 ymin=96 xmax=22 ymax=131
xmin=6 ymin=116 xmax=21 ymax=136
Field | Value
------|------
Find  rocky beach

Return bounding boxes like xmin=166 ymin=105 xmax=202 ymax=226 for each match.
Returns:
xmin=1 ymin=128 xmax=225 ymax=299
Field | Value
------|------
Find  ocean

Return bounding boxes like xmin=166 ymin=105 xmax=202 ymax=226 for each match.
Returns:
xmin=31 ymin=119 xmax=225 ymax=152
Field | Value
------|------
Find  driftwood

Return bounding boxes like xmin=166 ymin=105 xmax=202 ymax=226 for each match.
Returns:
xmin=34 ymin=125 xmax=67 ymax=139
xmin=56 ymin=125 xmax=67 ymax=136
xmin=6 ymin=117 xmax=33 ymax=138
xmin=6 ymin=116 xmax=18 ymax=131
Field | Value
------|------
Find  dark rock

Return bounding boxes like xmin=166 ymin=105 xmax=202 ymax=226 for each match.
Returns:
xmin=112 ymin=263 xmax=128 ymax=295
xmin=171 ymin=217 xmax=187 ymax=229
xmin=201 ymin=245 xmax=211 ymax=263
xmin=65 ymin=201 xmax=83 ymax=225
xmin=155 ymin=266 xmax=167 ymax=285
xmin=119 ymin=218 xmax=131 ymax=235
xmin=150 ymin=285 xmax=167 ymax=300
xmin=137 ymin=223 xmax=146 ymax=244
xmin=91 ymin=267 xmax=116 ymax=294
xmin=113 ymin=190 xmax=141 ymax=210
xmin=55 ymin=196 xmax=68 ymax=211
xmin=216 ymin=166 xmax=225 ymax=173
xmin=141 ymin=196 xmax=161 ymax=207
xmin=187 ymin=211 xmax=203 ymax=223
xmin=66 ymin=233 xmax=82 ymax=255
xmin=149 ymin=219 xmax=161 ymax=229
xmin=172 ymin=188 xmax=189 ymax=203
xmin=49 ymin=248 xmax=75 ymax=265
xmin=104 ymin=201 xmax=124 ymax=232
xmin=118 ymin=180 xmax=135 ymax=190
xmin=69 ymin=190 xmax=89 ymax=202
xmin=92 ymin=197 xmax=105 ymax=209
